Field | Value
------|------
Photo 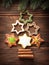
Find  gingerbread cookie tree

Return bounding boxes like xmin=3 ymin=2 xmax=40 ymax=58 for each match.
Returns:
xmin=5 ymin=11 xmax=44 ymax=59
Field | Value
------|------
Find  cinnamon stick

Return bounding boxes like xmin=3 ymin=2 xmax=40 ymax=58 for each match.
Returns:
xmin=18 ymin=51 xmax=33 ymax=54
xmin=18 ymin=55 xmax=34 ymax=58
xmin=18 ymin=49 xmax=31 ymax=52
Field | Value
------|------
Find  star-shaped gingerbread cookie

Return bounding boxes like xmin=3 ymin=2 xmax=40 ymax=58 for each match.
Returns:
xmin=5 ymin=33 xmax=19 ymax=47
xmin=11 ymin=20 xmax=24 ymax=34
xmin=31 ymin=34 xmax=44 ymax=47
xmin=25 ymin=22 xmax=40 ymax=36
xmin=18 ymin=33 xmax=31 ymax=48
xmin=19 ymin=11 xmax=33 ymax=24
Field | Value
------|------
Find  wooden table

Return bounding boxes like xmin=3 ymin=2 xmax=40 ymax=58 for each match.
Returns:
xmin=0 ymin=4 xmax=49 ymax=65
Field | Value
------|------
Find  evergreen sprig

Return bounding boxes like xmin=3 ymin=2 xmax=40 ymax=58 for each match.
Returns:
xmin=18 ymin=0 xmax=49 ymax=11
xmin=41 ymin=0 xmax=49 ymax=10
xmin=2 ymin=0 xmax=12 ymax=8
xmin=30 ymin=0 xmax=42 ymax=10
xmin=18 ymin=0 xmax=29 ymax=11
xmin=2 ymin=0 xmax=49 ymax=10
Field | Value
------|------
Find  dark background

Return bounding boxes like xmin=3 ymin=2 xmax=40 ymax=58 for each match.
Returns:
xmin=0 ymin=1 xmax=49 ymax=65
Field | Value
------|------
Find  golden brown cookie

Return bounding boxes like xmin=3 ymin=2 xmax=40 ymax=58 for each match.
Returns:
xmin=5 ymin=33 xmax=19 ymax=47
xmin=31 ymin=34 xmax=44 ymax=47
xmin=25 ymin=22 xmax=40 ymax=36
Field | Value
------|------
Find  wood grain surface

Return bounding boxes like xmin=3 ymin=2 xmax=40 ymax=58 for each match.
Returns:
xmin=0 ymin=3 xmax=49 ymax=65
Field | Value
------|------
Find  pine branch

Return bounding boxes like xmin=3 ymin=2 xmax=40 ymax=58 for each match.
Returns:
xmin=41 ymin=0 xmax=49 ymax=10
xmin=18 ymin=0 xmax=29 ymax=11
xmin=2 ymin=0 xmax=49 ymax=10
xmin=3 ymin=0 xmax=12 ymax=8
xmin=30 ymin=0 xmax=42 ymax=10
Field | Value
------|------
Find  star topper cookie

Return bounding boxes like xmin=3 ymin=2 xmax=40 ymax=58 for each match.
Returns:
xmin=18 ymin=33 xmax=31 ymax=48
xmin=19 ymin=10 xmax=33 ymax=24
xmin=31 ymin=34 xmax=44 ymax=47
xmin=11 ymin=20 xmax=24 ymax=34
xmin=5 ymin=33 xmax=19 ymax=47
xmin=25 ymin=22 xmax=40 ymax=36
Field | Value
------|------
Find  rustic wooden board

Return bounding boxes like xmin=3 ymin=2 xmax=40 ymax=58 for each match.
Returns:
xmin=0 ymin=3 xmax=49 ymax=65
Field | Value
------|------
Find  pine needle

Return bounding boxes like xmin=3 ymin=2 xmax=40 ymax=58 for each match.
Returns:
xmin=41 ymin=0 xmax=49 ymax=10
xmin=18 ymin=0 xmax=29 ymax=11
xmin=30 ymin=0 xmax=42 ymax=10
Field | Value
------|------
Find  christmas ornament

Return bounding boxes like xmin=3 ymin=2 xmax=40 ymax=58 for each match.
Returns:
xmin=19 ymin=11 xmax=33 ymax=24
xmin=18 ymin=33 xmax=31 ymax=48
xmin=11 ymin=20 xmax=24 ymax=34
xmin=5 ymin=33 xmax=19 ymax=47
xmin=25 ymin=22 xmax=40 ymax=36
xmin=31 ymin=34 xmax=44 ymax=47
